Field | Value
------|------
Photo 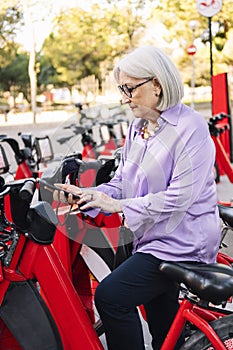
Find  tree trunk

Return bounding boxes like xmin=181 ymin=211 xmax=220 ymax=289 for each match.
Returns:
xmin=23 ymin=0 xmax=37 ymax=123
xmin=29 ymin=43 xmax=37 ymax=123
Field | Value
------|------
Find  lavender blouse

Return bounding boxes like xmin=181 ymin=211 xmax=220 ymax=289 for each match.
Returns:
xmin=96 ymin=102 xmax=221 ymax=263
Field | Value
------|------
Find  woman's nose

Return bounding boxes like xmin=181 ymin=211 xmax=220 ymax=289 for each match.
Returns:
xmin=120 ymin=95 xmax=131 ymax=105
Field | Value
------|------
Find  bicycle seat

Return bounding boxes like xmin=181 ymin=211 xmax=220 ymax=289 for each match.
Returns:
xmin=218 ymin=204 xmax=233 ymax=227
xmin=159 ymin=262 xmax=233 ymax=305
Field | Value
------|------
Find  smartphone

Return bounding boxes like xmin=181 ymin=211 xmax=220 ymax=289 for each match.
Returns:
xmin=39 ymin=179 xmax=80 ymax=200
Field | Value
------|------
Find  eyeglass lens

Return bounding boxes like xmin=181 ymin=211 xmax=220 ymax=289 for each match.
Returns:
xmin=118 ymin=78 xmax=153 ymax=98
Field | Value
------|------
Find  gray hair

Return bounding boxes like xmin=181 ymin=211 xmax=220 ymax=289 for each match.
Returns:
xmin=113 ymin=46 xmax=184 ymax=111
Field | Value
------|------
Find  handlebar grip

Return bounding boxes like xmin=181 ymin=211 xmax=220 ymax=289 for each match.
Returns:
xmin=19 ymin=180 xmax=36 ymax=202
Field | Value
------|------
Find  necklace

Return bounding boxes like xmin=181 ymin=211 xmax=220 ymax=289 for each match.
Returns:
xmin=140 ymin=121 xmax=159 ymax=140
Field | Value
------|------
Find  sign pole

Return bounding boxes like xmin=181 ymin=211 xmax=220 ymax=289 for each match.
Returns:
xmin=187 ymin=44 xmax=197 ymax=109
xmin=196 ymin=0 xmax=222 ymax=114
xmin=208 ymin=16 xmax=213 ymax=79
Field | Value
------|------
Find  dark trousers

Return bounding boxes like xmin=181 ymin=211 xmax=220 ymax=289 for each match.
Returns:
xmin=95 ymin=252 xmax=184 ymax=350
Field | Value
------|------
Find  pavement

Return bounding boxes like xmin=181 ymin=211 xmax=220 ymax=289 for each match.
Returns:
xmin=0 ymin=109 xmax=78 ymax=125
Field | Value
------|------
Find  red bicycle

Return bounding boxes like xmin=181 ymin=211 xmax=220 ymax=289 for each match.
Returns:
xmin=0 ymin=177 xmax=103 ymax=349
xmin=0 ymin=135 xmax=121 ymax=336
xmin=0 ymin=177 xmax=233 ymax=349
xmin=38 ymin=153 xmax=122 ymax=333
xmin=208 ymin=114 xmax=233 ymax=184
xmin=0 ymin=133 xmax=54 ymax=180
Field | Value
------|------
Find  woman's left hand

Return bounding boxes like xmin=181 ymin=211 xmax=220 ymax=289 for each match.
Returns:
xmin=55 ymin=183 xmax=122 ymax=213
xmin=79 ymin=190 xmax=122 ymax=213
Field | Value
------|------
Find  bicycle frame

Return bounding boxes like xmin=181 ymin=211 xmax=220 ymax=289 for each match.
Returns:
xmin=209 ymin=115 xmax=233 ymax=183
xmin=39 ymin=156 xmax=121 ymax=329
xmin=27 ymin=243 xmax=104 ymax=349
xmin=160 ymin=298 xmax=227 ymax=350
xmin=1 ymin=230 xmax=232 ymax=350
xmin=1 ymin=135 xmax=53 ymax=223
xmin=2 ymin=180 xmax=233 ymax=350
xmin=51 ymin=204 xmax=120 ymax=326
xmin=0 ymin=135 xmax=121 ymax=332
xmin=0 ymin=216 xmax=103 ymax=349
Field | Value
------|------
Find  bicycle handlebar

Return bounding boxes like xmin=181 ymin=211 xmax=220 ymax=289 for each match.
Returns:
xmin=0 ymin=186 xmax=11 ymax=199
xmin=0 ymin=137 xmax=23 ymax=162
xmin=19 ymin=179 xmax=36 ymax=202
xmin=0 ymin=177 xmax=58 ymax=247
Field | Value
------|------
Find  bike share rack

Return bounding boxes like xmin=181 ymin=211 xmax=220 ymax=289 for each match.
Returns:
xmin=210 ymin=72 xmax=233 ymax=183
xmin=209 ymin=113 xmax=233 ymax=183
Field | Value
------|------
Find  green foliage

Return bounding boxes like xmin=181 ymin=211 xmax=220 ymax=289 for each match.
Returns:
xmin=37 ymin=54 xmax=58 ymax=90
xmin=0 ymin=53 xmax=29 ymax=96
xmin=149 ymin=0 xmax=233 ymax=86
xmin=42 ymin=2 xmax=146 ymax=86
xmin=222 ymin=29 xmax=233 ymax=66
xmin=1 ymin=0 xmax=233 ymax=96
xmin=0 ymin=5 xmax=24 ymax=66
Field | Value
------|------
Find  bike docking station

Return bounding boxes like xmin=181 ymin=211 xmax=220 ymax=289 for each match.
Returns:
xmin=209 ymin=73 xmax=233 ymax=185
xmin=196 ymin=1 xmax=233 ymax=185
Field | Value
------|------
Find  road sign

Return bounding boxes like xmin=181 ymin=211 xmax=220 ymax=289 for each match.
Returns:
xmin=196 ymin=0 xmax=222 ymax=17
xmin=187 ymin=44 xmax=197 ymax=55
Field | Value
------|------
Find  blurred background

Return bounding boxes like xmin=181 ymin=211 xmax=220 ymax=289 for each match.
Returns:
xmin=0 ymin=0 xmax=233 ymax=123
xmin=1 ymin=3 xmax=233 ymax=349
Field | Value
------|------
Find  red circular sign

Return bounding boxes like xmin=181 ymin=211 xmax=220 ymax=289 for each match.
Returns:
xmin=187 ymin=44 xmax=197 ymax=55
xmin=196 ymin=0 xmax=222 ymax=18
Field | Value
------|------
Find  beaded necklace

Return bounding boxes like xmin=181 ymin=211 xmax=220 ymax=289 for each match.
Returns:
xmin=140 ymin=121 xmax=159 ymax=140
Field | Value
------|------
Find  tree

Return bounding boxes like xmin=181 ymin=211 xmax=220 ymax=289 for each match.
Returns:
xmin=0 ymin=4 xmax=24 ymax=67
xmin=20 ymin=0 xmax=54 ymax=122
xmin=0 ymin=53 xmax=29 ymax=95
xmin=22 ymin=0 xmax=37 ymax=122
xmin=148 ymin=0 xmax=233 ymax=86
xmin=41 ymin=1 xmax=148 ymax=87
xmin=37 ymin=54 xmax=58 ymax=90
xmin=222 ymin=29 xmax=233 ymax=66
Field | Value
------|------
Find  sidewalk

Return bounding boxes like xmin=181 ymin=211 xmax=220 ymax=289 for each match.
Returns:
xmin=0 ymin=109 xmax=79 ymax=126
xmin=0 ymin=101 xmax=213 ymax=125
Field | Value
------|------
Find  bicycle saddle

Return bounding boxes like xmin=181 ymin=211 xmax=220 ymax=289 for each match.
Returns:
xmin=159 ymin=261 xmax=233 ymax=305
xmin=218 ymin=204 xmax=233 ymax=227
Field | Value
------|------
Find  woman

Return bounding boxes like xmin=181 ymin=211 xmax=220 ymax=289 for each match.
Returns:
xmin=56 ymin=46 xmax=221 ymax=350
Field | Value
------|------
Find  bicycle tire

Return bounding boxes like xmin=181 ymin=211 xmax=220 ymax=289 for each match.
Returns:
xmin=179 ymin=314 xmax=233 ymax=349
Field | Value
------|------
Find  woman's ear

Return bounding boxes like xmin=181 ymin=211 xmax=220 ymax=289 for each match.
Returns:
xmin=152 ymin=78 xmax=161 ymax=97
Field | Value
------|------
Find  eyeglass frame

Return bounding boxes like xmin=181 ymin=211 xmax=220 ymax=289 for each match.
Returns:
xmin=118 ymin=77 xmax=153 ymax=98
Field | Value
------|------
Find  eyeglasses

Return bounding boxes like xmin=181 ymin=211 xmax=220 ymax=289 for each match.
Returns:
xmin=118 ymin=78 xmax=153 ymax=98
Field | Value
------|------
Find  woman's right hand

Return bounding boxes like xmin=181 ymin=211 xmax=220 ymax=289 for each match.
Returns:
xmin=53 ymin=183 xmax=83 ymax=203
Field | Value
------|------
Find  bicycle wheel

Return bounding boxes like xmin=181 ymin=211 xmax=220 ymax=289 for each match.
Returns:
xmin=180 ymin=314 xmax=233 ymax=349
